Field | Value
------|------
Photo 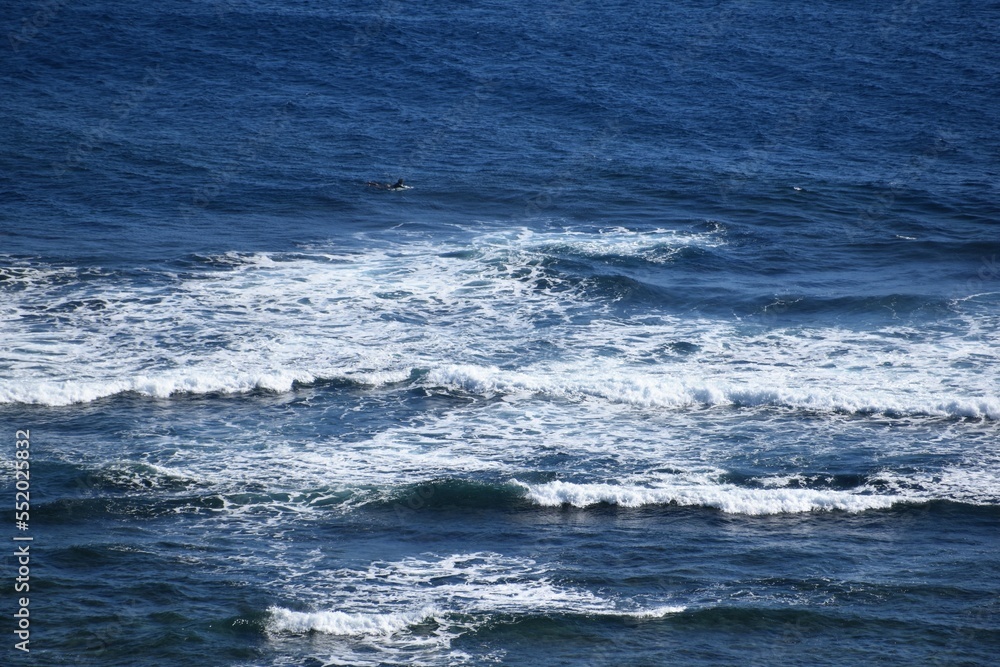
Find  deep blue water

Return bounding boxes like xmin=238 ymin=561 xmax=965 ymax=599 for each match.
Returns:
xmin=2 ymin=1 xmax=999 ymax=665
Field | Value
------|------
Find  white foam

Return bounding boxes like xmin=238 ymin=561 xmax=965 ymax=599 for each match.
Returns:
xmin=521 ymin=226 xmax=723 ymax=264
xmin=266 ymin=552 xmax=684 ymax=636
xmin=2 ymin=230 xmax=997 ymax=425
xmin=267 ymin=605 xmax=438 ymax=636
xmin=427 ymin=363 xmax=1000 ymax=420
xmin=257 ymin=551 xmax=686 ymax=666
xmin=872 ymin=465 xmax=1000 ymax=506
xmin=97 ymin=461 xmax=199 ymax=491
xmin=514 ymin=480 xmax=901 ymax=515
xmin=622 ymin=605 xmax=688 ymax=618
xmin=0 ymin=368 xmax=318 ymax=406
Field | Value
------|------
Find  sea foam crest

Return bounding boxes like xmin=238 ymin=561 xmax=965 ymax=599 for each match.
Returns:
xmin=0 ymin=369 xmax=316 ymax=407
xmin=427 ymin=364 xmax=1000 ymax=420
xmin=267 ymin=605 xmax=438 ymax=636
xmin=3 ymin=231 xmax=997 ymax=422
xmin=266 ymin=552 xmax=685 ymax=637
xmin=517 ymin=226 xmax=723 ymax=264
xmin=514 ymin=480 xmax=901 ymax=515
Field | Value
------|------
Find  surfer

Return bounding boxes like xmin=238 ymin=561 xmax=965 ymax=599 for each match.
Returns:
xmin=366 ymin=178 xmax=407 ymax=190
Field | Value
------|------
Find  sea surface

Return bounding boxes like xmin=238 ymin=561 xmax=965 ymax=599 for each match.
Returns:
xmin=2 ymin=1 xmax=999 ymax=665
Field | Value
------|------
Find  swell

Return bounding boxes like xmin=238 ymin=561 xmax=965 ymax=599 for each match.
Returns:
xmin=27 ymin=465 xmax=999 ymax=523
xmin=3 ymin=239 xmax=995 ymax=421
xmin=366 ymin=478 xmax=1000 ymax=517
xmin=425 ymin=364 xmax=1000 ymax=421
xmin=264 ymin=600 xmax=993 ymax=644
xmin=0 ymin=369 xmax=413 ymax=407
xmin=266 ymin=604 xmax=687 ymax=639
xmin=6 ymin=356 xmax=996 ymax=422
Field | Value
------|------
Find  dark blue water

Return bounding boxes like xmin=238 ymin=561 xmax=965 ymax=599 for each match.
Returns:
xmin=2 ymin=1 xmax=999 ymax=665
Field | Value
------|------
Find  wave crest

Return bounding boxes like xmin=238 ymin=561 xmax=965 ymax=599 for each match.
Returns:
xmin=428 ymin=364 xmax=1000 ymax=420
xmin=267 ymin=605 xmax=438 ymax=636
xmin=514 ymin=480 xmax=901 ymax=515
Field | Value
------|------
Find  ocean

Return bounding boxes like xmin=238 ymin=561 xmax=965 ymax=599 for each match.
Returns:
xmin=1 ymin=0 xmax=998 ymax=665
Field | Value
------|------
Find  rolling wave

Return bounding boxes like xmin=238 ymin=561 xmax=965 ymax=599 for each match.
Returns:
xmin=2 ymin=230 xmax=996 ymax=427
xmin=268 ymin=606 xmax=439 ymax=637
xmin=263 ymin=549 xmax=686 ymax=666
xmin=427 ymin=364 xmax=1000 ymax=420
xmin=512 ymin=480 xmax=900 ymax=514
xmin=5 ymin=360 xmax=995 ymax=420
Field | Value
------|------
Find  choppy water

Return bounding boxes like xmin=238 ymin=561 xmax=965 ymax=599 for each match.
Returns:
xmin=2 ymin=1 xmax=998 ymax=665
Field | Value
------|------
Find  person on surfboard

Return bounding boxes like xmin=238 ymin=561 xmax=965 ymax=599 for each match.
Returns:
xmin=366 ymin=178 xmax=407 ymax=190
